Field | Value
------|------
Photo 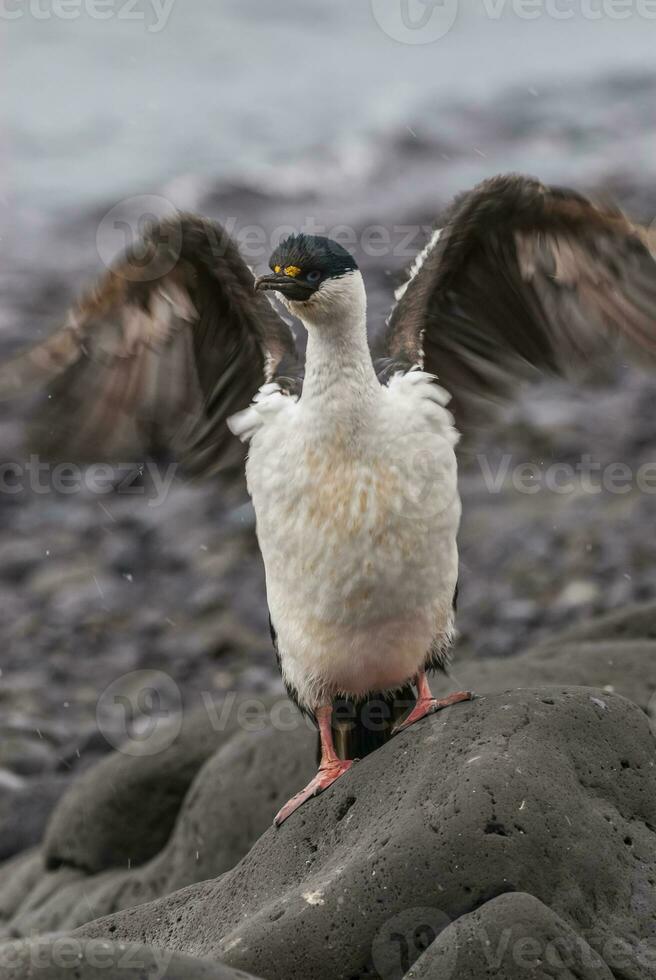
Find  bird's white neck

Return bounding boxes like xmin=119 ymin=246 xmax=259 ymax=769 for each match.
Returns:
xmin=293 ymin=271 xmax=379 ymax=411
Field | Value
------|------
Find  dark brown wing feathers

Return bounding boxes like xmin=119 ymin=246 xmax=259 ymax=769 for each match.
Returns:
xmin=0 ymin=214 xmax=297 ymax=473
xmin=383 ymin=174 xmax=656 ymax=421
xmin=6 ymin=178 xmax=655 ymax=464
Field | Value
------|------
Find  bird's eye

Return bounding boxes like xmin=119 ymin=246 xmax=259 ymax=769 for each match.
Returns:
xmin=306 ymin=270 xmax=322 ymax=283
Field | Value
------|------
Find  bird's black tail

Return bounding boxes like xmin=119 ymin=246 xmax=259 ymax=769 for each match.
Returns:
xmin=327 ymin=686 xmax=417 ymax=763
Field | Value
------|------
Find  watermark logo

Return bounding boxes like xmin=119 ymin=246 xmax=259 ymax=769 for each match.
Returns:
xmin=96 ymin=194 xmax=182 ymax=281
xmin=0 ymin=457 xmax=178 ymax=507
xmin=477 ymin=923 xmax=656 ymax=974
xmin=2 ymin=451 xmax=656 ymax=506
xmin=0 ymin=0 xmax=176 ymax=32
xmin=478 ymin=453 xmax=656 ymax=497
xmin=96 ymin=669 xmax=182 ymax=755
xmin=371 ymin=0 xmax=656 ymax=44
xmin=372 ymin=907 xmax=453 ymax=979
xmin=95 ymin=198 xmax=437 ymax=273
xmin=371 ymin=0 xmax=459 ymax=43
xmin=0 ymin=938 xmax=174 ymax=978
xmin=480 ymin=0 xmax=656 ymax=21
xmin=0 ymin=0 xmax=176 ymax=34
xmin=95 ymin=686 xmax=434 ymax=757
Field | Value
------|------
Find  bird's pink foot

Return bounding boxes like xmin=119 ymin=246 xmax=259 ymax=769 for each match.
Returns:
xmin=392 ymin=690 xmax=473 ymax=734
xmin=274 ymin=759 xmax=355 ymax=827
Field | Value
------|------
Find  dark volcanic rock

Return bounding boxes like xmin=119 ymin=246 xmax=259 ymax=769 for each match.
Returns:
xmin=0 ymin=775 xmax=70 ymax=863
xmin=0 ymin=850 xmax=44 ymax=923
xmin=75 ymin=688 xmax=656 ymax=980
xmin=0 ymin=720 xmax=315 ymax=938
xmin=454 ymin=599 xmax=656 ymax=719
xmin=456 ymin=639 xmax=656 ymax=712
xmin=405 ymin=892 xmax=617 ymax=979
xmin=0 ymin=938 xmax=262 ymax=980
xmin=538 ymin=599 xmax=656 ymax=646
xmin=42 ymin=707 xmax=240 ymax=873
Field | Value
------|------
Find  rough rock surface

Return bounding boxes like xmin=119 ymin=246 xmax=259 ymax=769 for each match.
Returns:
xmin=0 ymin=939 xmax=262 ymax=980
xmin=456 ymin=637 xmax=656 ymax=713
xmin=42 ymin=707 xmax=242 ymax=873
xmin=0 ymin=604 xmax=656 ymax=980
xmin=69 ymin=688 xmax=656 ymax=980
xmin=459 ymin=639 xmax=656 ymax=711
xmin=0 ymin=721 xmax=315 ymax=940
xmin=452 ymin=602 xmax=656 ymax=726
xmin=0 ymin=775 xmax=70 ymax=863
xmin=405 ymin=892 xmax=617 ymax=979
xmin=540 ymin=600 xmax=656 ymax=646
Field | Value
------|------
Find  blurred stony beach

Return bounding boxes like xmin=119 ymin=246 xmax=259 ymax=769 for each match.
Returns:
xmin=1 ymin=0 xmax=656 ymax=871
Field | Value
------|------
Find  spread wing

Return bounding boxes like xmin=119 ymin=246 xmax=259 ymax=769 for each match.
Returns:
xmin=380 ymin=174 xmax=656 ymax=422
xmin=0 ymin=214 xmax=299 ymax=475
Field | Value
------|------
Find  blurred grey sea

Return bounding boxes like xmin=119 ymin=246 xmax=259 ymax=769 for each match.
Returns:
xmin=1 ymin=1 xmax=656 ymax=209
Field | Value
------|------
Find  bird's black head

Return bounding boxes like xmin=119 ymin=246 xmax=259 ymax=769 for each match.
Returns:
xmin=255 ymin=234 xmax=359 ymax=302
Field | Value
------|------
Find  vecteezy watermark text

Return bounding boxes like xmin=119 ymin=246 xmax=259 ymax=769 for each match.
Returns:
xmin=95 ymin=195 xmax=441 ymax=282
xmin=0 ymin=938 xmax=174 ymax=978
xmin=478 ymin=453 xmax=656 ymax=496
xmin=0 ymin=456 xmax=177 ymax=507
xmin=0 ymin=0 xmax=176 ymax=32
xmin=95 ymin=674 xmax=422 ymax=756
xmin=480 ymin=0 xmax=656 ymax=19
xmin=371 ymin=0 xmax=656 ymax=45
xmin=2 ymin=453 xmax=656 ymax=506
xmin=476 ymin=925 xmax=656 ymax=974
